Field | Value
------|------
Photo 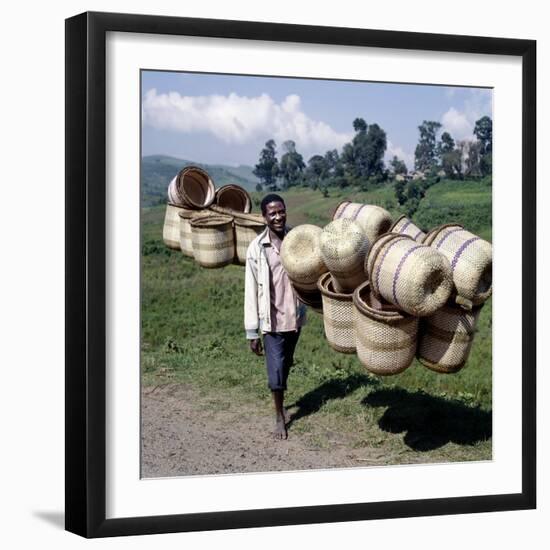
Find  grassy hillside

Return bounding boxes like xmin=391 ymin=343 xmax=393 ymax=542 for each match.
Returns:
xmin=141 ymin=155 xmax=260 ymax=206
xmin=141 ymin=180 xmax=492 ymax=463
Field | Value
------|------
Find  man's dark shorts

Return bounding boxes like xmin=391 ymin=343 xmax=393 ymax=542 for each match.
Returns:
xmin=263 ymin=330 xmax=301 ymax=391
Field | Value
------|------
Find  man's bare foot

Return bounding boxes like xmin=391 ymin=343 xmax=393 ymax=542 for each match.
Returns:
xmin=273 ymin=417 xmax=288 ymax=440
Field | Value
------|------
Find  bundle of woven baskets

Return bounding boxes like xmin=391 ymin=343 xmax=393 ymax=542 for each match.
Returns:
xmin=281 ymin=205 xmax=492 ymax=376
xmin=162 ymin=166 xmax=265 ymax=267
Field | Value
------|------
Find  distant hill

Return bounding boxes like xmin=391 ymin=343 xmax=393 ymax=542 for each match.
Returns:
xmin=141 ymin=155 xmax=259 ymax=206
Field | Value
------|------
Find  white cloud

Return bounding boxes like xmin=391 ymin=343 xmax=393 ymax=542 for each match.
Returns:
xmin=441 ymin=89 xmax=492 ymax=142
xmin=386 ymin=140 xmax=414 ymax=170
xmin=142 ymin=88 xmax=353 ymax=158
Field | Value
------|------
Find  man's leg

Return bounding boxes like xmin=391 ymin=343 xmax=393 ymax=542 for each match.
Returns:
xmin=271 ymin=389 xmax=287 ymax=440
xmin=263 ymin=333 xmax=288 ymax=440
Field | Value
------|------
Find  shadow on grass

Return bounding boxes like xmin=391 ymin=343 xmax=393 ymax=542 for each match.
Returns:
xmin=362 ymin=387 xmax=492 ymax=451
xmin=287 ymin=373 xmax=376 ymax=428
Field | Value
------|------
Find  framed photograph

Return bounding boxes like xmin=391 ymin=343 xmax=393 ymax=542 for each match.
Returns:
xmin=65 ymin=11 xmax=536 ymax=538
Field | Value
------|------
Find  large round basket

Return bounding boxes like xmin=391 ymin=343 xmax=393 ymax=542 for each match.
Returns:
xmin=332 ymin=201 xmax=393 ymax=244
xmin=320 ymin=218 xmax=369 ymax=293
xmin=190 ymin=214 xmax=235 ymax=268
xmin=214 ymin=184 xmax=252 ymax=213
xmin=423 ymin=224 xmax=492 ymax=309
xmin=280 ymin=225 xmax=328 ymax=292
xmin=365 ymin=233 xmax=453 ymax=317
xmin=234 ymin=216 xmax=266 ymax=265
xmin=353 ymin=280 xmax=419 ymax=375
xmin=390 ymin=215 xmax=426 ymax=242
xmin=317 ymin=272 xmax=355 ymax=354
xmin=417 ymin=301 xmax=483 ymax=373
xmin=167 ymin=166 xmax=216 ymax=209
xmin=163 ymin=203 xmax=191 ymax=250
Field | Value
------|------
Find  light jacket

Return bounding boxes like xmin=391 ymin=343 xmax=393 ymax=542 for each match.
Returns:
xmin=244 ymin=227 xmax=306 ymax=339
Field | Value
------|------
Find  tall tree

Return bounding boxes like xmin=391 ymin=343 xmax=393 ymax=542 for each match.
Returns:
xmin=305 ymin=155 xmax=328 ymax=188
xmin=279 ymin=140 xmax=305 ymax=188
xmin=364 ymin=123 xmax=387 ymax=177
xmin=474 ymin=116 xmax=492 ymax=177
xmin=414 ymin=120 xmax=442 ymax=172
xmin=438 ymin=131 xmax=455 ymax=155
xmin=473 ymin=116 xmax=492 ymax=155
xmin=390 ymin=156 xmax=407 ymax=176
xmin=253 ymin=139 xmax=279 ymax=190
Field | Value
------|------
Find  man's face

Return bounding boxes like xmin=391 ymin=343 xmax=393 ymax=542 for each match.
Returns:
xmin=263 ymin=201 xmax=287 ymax=236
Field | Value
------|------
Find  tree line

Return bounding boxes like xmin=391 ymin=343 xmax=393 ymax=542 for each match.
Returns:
xmin=253 ymin=115 xmax=492 ymax=192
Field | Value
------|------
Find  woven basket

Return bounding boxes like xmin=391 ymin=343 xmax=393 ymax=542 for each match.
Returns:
xmin=317 ymin=272 xmax=355 ymax=353
xmin=293 ymin=285 xmax=323 ymax=314
xmin=390 ymin=215 xmax=426 ymax=242
xmin=417 ymin=302 xmax=483 ymax=373
xmin=423 ymin=224 xmax=492 ymax=309
xmin=163 ymin=203 xmax=191 ymax=250
xmin=280 ymin=225 xmax=328 ymax=292
xmin=167 ymin=166 xmax=216 ymax=209
xmin=234 ymin=218 xmax=266 ymax=265
xmin=353 ymin=280 xmax=419 ymax=375
xmin=320 ymin=218 xmax=369 ymax=293
xmin=332 ymin=201 xmax=393 ymax=244
xmin=214 ymin=184 xmax=252 ymax=213
xmin=178 ymin=208 xmax=206 ymax=258
xmin=190 ymin=214 xmax=235 ymax=268
xmin=365 ymin=233 xmax=453 ymax=317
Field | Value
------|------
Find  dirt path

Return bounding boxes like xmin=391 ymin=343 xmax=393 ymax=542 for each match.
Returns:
xmin=141 ymin=383 xmax=385 ymax=478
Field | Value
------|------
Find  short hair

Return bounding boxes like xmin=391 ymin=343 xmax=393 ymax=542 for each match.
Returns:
xmin=260 ymin=193 xmax=285 ymax=215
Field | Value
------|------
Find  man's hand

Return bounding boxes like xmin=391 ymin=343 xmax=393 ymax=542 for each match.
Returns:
xmin=249 ymin=338 xmax=263 ymax=356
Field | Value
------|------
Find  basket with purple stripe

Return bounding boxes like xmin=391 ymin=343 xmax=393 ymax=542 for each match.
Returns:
xmin=423 ymin=224 xmax=492 ymax=309
xmin=332 ymin=201 xmax=393 ymax=245
xmin=389 ymin=214 xmax=426 ymax=242
xmin=365 ymin=233 xmax=453 ymax=317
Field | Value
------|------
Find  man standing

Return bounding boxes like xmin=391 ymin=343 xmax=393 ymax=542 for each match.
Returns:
xmin=244 ymin=194 xmax=306 ymax=440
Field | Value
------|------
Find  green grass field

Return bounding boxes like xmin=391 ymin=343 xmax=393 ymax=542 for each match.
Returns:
xmin=141 ymin=179 xmax=492 ymax=463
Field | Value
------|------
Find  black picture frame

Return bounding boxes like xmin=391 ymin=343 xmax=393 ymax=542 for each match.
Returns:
xmin=65 ymin=11 xmax=536 ymax=538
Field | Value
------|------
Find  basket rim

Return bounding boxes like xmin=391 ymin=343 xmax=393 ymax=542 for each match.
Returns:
xmin=215 ymin=184 xmax=252 ymax=213
xmin=388 ymin=213 xmax=410 ymax=232
xmin=353 ymin=280 xmax=412 ymax=323
xmin=189 ymin=214 xmax=233 ymax=228
xmin=176 ymin=165 xmax=216 ymax=208
xmin=422 ymin=223 xmax=464 ymax=246
xmin=317 ymin=272 xmax=354 ymax=300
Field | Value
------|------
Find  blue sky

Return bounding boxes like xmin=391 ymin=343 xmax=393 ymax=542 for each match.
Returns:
xmin=141 ymin=70 xmax=492 ymax=171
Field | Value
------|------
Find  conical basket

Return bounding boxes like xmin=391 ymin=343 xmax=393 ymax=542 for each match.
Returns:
xmin=353 ymin=280 xmax=419 ymax=375
xmin=332 ymin=201 xmax=393 ymax=244
xmin=163 ymin=203 xmax=191 ymax=250
xmin=190 ymin=214 xmax=235 ymax=268
xmin=417 ymin=301 xmax=483 ymax=373
xmin=167 ymin=166 xmax=216 ymax=209
xmin=390 ymin=215 xmax=426 ymax=242
xmin=317 ymin=272 xmax=355 ymax=354
xmin=214 ymin=184 xmax=252 ymax=213
xmin=423 ymin=224 xmax=492 ymax=309
xmin=365 ymin=233 xmax=453 ymax=317
xmin=280 ymin=225 xmax=328 ymax=292
xmin=320 ymin=218 xmax=369 ymax=293
xmin=234 ymin=217 xmax=266 ymax=265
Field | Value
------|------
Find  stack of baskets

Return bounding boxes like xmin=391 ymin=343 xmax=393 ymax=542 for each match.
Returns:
xmin=162 ymin=165 xmax=266 ymax=268
xmin=289 ymin=205 xmax=493 ymax=376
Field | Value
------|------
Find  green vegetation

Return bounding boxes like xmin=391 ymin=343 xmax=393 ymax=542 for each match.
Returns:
xmin=141 ymin=180 xmax=492 ymax=462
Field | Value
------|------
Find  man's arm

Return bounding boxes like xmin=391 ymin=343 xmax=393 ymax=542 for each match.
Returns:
xmin=244 ymin=244 xmax=260 ymax=340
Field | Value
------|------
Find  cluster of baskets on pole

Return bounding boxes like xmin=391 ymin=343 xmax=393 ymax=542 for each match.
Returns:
xmin=280 ymin=202 xmax=492 ymax=376
xmin=162 ymin=166 xmax=266 ymax=267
